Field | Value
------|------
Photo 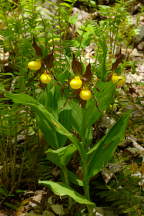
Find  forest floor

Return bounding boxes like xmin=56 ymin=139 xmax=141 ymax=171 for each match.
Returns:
xmin=0 ymin=1 xmax=144 ymax=216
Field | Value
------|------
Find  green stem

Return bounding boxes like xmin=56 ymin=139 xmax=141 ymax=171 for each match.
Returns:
xmin=84 ymin=180 xmax=90 ymax=200
xmin=88 ymin=207 xmax=94 ymax=216
xmin=80 ymin=149 xmax=94 ymax=216
xmin=63 ymin=166 xmax=69 ymax=186
xmin=63 ymin=166 xmax=72 ymax=209
xmin=83 ymin=173 xmax=94 ymax=216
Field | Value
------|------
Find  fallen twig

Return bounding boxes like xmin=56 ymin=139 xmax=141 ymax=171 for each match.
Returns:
xmin=127 ymin=136 xmax=144 ymax=156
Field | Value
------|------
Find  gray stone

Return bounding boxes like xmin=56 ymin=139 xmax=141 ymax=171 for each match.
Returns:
xmin=137 ymin=41 xmax=144 ymax=51
xmin=134 ymin=25 xmax=144 ymax=45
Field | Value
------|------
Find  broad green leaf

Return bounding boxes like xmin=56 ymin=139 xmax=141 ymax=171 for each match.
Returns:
xmin=37 ymin=115 xmax=59 ymax=148
xmin=5 ymin=91 xmax=58 ymax=148
xmin=38 ymin=84 xmax=72 ymax=147
xmin=6 ymin=93 xmax=80 ymax=150
xmin=69 ymin=14 xmax=78 ymax=25
xmin=38 ymin=84 xmax=60 ymax=119
xmin=70 ymin=100 xmax=83 ymax=132
xmin=81 ymin=99 xmax=101 ymax=136
xmin=46 ymin=144 xmax=77 ymax=167
xmin=39 ymin=180 xmax=94 ymax=205
xmin=81 ymin=81 xmax=115 ymax=137
xmin=86 ymin=112 xmax=130 ymax=180
xmin=56 ymin=109 xmax=73 ymax=147
xmin=84 ymin=127 xmax=93 ymax=147
xmin=6 ymin=93 xmax=37 ymax=105
xmin=93 ymin=81 xmax=115 ymax=112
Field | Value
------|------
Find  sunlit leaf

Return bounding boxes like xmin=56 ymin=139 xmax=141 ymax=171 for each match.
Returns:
xmin=46 ymin=144 xmax=77 ymax=167
xmin=39 ymin=180 xmax=94 ymax=205
xmin=6 ymin=93 xmax=80 ymax=150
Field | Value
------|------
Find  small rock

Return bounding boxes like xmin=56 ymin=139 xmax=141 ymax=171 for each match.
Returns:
xmin=134 ymin=25 xmax=144 ymax=45
xmin=126 ymin=73 xmax=144 ymax=83
xmin=131 ymin=48 xmax=143 ymax=57
xmin=137 ymin=41 xmax=144 ymax=51
xmin=93 ymin=207 xmax=117 ymax=216
xmin=72 ymin=7 xmax=90 ymax=30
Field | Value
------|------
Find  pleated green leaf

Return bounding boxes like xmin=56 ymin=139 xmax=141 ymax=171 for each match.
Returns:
xmin=6 ymin=93 xmax=80 ymax=149
xmin=39 ymin=180 xmax=94 ymax=205
xmin=46 ymin=144 xmax=77 ymax=168
xmin=86 ymin=112 xmax=130 ymax=181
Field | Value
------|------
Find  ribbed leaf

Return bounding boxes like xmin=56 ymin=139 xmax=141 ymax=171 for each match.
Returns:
xmin=46 ymin=144 xmax=77 ymax=168
xmin=39 ymin=180 xmax=94 ymax=205
xmin=38 ymin=84 xmax=72 ymax=147
xmin=6 ymin=93 xmax=80 ymax=149
xmin=81 ymin=81 xmax=115 ymax=137
xmin=38 ymin=115 xmax=59 ymax=148
xmin=56 ymin=109 xmax=72 ymax=147
xmin=93 ymin=81 xmax=115 ymax=112
xmin=70 ymin=100 xmax=83 ymax=132
xmin=81 ymin=99 xmax=101 ymax=137
xmin=38 ymin=84 xmax=60 ymax=118
xmin=86 ymin=112 xmax=130 ymax=180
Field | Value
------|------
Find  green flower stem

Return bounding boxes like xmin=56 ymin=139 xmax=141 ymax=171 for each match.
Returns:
xmin=63 ymin=166 xmax=69 ymax=186
xmin=83 ymin=167 xmax=94 ymax=216
xmin=79 ymin=143 xmax=94 ymax=216
xmin=63 ymin=166 xmax=72 ymax=209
